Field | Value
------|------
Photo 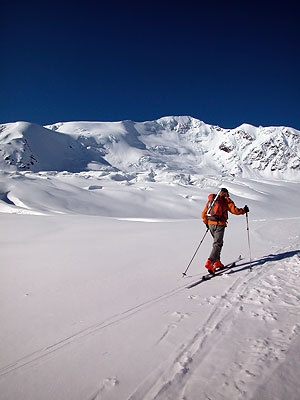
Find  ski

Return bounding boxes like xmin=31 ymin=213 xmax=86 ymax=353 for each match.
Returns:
xmin=186 ymin=255 xmax=242 ymax=289
xmin=186 ymin=262 xmax=236 ymax=288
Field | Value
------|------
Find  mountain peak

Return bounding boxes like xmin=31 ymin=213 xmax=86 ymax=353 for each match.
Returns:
xmin=0 ymin=117 xmax=299 ymax=180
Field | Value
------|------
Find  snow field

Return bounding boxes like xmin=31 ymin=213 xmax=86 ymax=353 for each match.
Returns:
xmin=1 ymin=189 xmax=300 ymax=400
xmin=1 ymin=116 xmax=300 ymax=399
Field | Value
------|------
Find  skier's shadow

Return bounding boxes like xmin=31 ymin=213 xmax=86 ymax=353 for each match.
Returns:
xmin=231 ymin=250 xmax=300 ymax=273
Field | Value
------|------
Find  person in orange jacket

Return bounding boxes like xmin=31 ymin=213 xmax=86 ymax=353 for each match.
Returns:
xmin=202 ymin=188 xmax=249 ymax=274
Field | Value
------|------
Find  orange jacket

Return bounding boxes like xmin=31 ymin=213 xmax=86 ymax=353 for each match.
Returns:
xmin=202 ymin=193 xmax=245 ymax=226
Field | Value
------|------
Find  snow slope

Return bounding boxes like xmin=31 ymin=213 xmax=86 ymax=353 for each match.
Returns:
xmin=1 ymin=117 xmax=300 ymax=400
xmin=1 ymin=116 xmax=300 ymax=180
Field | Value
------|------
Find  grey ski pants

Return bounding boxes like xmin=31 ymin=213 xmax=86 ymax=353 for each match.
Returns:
xmin=208 ymin=224 xmax=225 ymax=262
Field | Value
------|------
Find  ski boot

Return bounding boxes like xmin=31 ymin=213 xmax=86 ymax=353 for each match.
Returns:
xmin=213 ymin=260 xmax=224 ymax=271
xmin=205 ymin=259 xmax=216 ymax=275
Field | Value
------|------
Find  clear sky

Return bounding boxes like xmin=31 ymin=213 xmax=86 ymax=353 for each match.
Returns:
xmin=1 ymin=1 xmax=300 ymax=129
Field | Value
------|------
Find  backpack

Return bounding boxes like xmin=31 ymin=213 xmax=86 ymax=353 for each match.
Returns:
xmin=206 ymin=193 xmax=227 ymax=221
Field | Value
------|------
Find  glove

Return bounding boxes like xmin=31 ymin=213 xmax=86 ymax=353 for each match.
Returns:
xmin=206 ymin=224 xmax=209 ymax=229
xmin=244 ymin=205 xmax=249 ymax=213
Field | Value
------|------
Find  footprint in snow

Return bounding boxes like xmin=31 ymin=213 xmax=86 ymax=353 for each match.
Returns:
xmin=171 ymin=311 xmax=190 ymax=321
xmin=188 ymin=294 xmax=202 ymax=300
xmin=90 ymin=377 xmax=119 ymax=400
xmin=156 ymin=312 xmax=189 ymax=344
xmin=250 ymin=308 xmax=278 ymax=322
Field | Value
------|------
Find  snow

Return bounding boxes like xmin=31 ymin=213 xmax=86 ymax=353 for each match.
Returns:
xmin=1 ymin=117 xmax=300 ymax=400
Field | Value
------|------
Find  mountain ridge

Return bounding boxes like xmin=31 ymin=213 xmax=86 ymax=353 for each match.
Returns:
xmin=1 ymin=116 xmax=299 ymax=181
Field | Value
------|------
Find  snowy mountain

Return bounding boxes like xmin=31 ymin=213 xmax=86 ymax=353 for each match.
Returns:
xmin=1 ymin=116 xmax=300 ymax=180
xmin=0 ymin=121 xmax=109 ymax=173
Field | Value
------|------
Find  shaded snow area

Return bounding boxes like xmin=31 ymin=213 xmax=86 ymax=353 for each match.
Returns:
xmin=1 ymin=171 xmax=300 ymax=400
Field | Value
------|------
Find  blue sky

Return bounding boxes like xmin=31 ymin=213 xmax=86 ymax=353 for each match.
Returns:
xmin=1 ymin=1 xmax=300 ymax=129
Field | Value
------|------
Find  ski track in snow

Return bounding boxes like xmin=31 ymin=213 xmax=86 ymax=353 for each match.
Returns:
xmin=1 ymin=253 xmax=300 ymax=400
xmin=127 ymin=254 xmax=300 ymax=400
xmin=0 ymin=211 xmax=300 ymax=400
xmin=0 ymin=279 xmax=189 ymax=379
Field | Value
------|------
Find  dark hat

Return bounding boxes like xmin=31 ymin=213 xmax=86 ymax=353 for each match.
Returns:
xmin=221 ymin=188 xmax=229 ymax=196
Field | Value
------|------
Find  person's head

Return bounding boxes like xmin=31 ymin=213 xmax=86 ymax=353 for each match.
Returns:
xmin=220 ymin=188 xmax=229 ymax=197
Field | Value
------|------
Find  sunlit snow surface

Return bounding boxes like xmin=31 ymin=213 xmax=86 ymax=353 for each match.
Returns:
xmin=1 ymin=117 xmax=300 ymax=399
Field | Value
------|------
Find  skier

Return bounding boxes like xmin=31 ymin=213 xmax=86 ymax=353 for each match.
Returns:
xmin=202 ymin=188 xmax=249 ymax=274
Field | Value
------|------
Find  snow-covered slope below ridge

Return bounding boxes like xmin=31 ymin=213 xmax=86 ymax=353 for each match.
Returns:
xmin=0 ymin=116 xmax=300 ymax=180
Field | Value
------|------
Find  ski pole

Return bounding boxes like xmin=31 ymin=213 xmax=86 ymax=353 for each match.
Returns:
xmin=182 ymin=227 xmax=209 ymax=277
xmin=245 ymin=212 xmax=253 ymax=271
